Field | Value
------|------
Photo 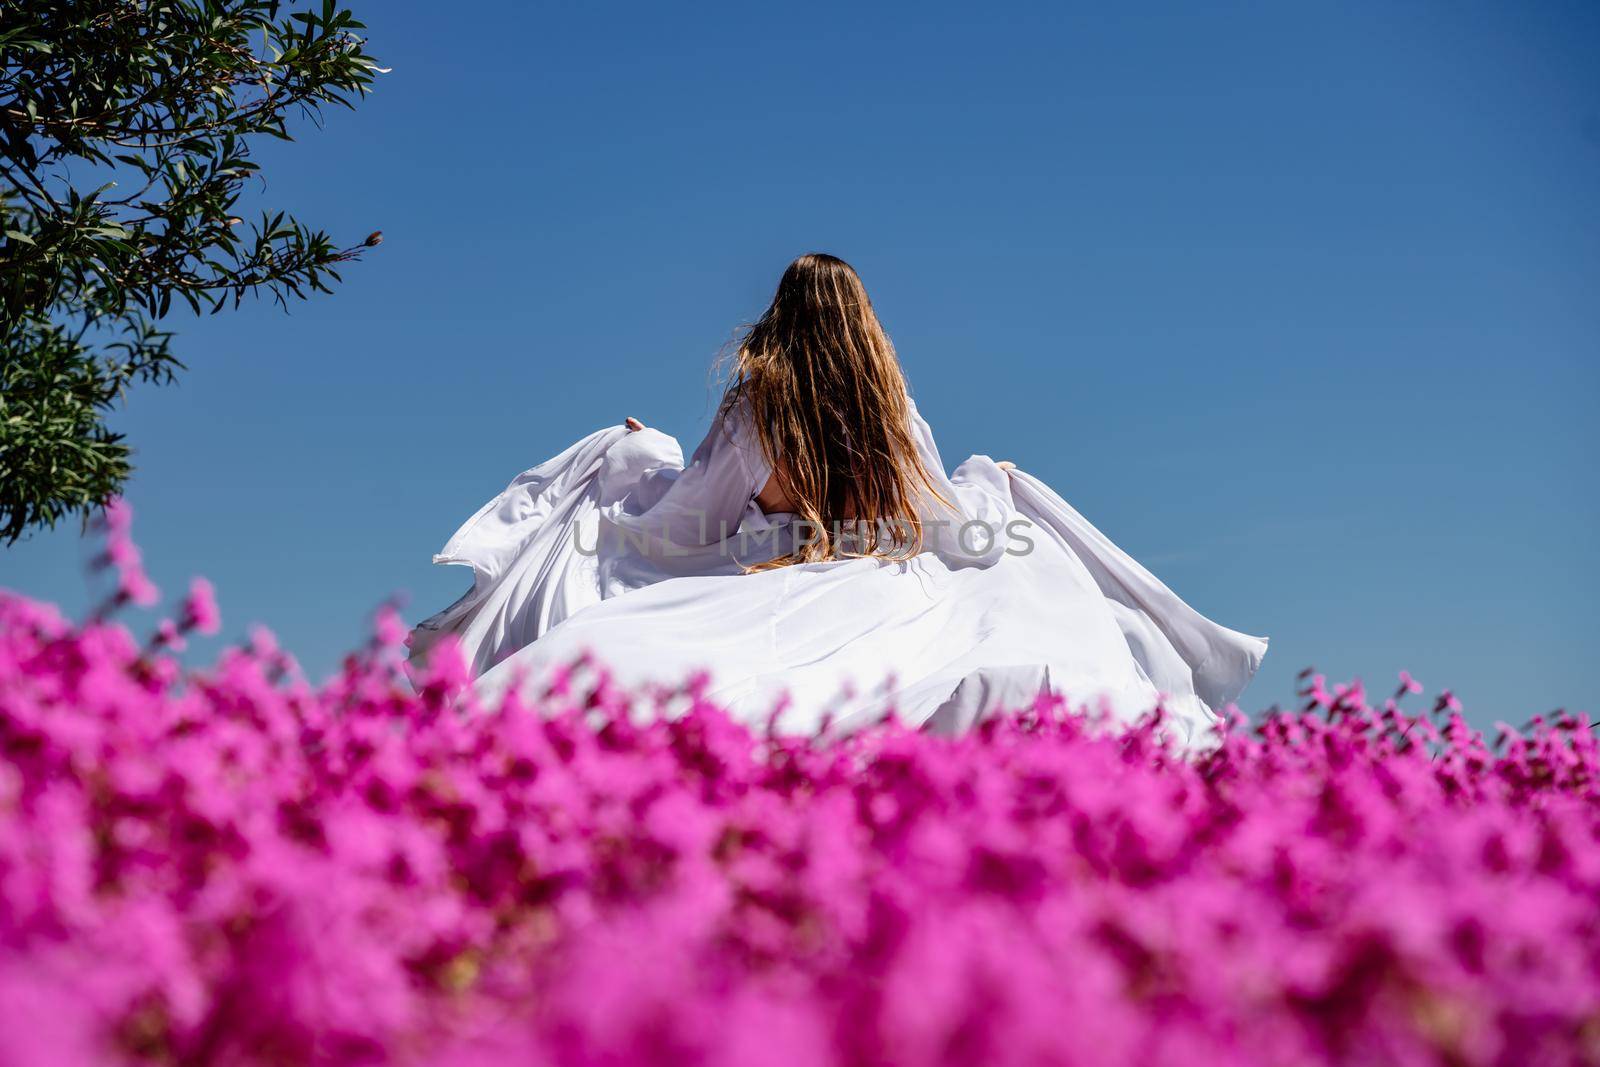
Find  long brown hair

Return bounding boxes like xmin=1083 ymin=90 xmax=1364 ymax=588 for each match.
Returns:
xmin=720 ymin=253 xmax=951 ymax=569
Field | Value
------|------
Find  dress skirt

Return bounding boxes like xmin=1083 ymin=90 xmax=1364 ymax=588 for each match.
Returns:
xmin=409 ymin=413 xmax=1266 ymax=751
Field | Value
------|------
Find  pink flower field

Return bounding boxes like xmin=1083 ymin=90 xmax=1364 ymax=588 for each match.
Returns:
xmin=1 ymin=505 xmax=1596 ymax=1066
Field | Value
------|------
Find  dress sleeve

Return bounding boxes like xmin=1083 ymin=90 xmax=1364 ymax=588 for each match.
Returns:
xmin=906 ymin=396 xmax=1016 ymax=567
xmin=604 ymin=398 xmax=771 ymax=547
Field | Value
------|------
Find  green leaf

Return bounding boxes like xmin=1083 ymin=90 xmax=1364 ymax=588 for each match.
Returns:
xmin=0 ymin=0 xmax=383 ymax=542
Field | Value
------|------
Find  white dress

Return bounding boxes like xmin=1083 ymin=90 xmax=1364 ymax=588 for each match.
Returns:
xmin=408 ymin=397 xmax=1266 ymax=749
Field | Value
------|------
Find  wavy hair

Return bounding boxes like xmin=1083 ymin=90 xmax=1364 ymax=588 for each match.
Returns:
xmin=720 ymin=253 xmax=951 ymax=569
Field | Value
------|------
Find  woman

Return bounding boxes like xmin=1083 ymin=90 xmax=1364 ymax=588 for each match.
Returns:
xmin=409 ymin=254 xmax=1265 ymax=748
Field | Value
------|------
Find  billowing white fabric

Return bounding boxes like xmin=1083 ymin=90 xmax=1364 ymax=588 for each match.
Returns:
xmin=409 ymin=398 xmax=1266 ymax=749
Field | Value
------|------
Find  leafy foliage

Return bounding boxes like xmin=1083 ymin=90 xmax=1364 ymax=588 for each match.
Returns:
xmin=0 ymin=0 xmax=384 ymax=542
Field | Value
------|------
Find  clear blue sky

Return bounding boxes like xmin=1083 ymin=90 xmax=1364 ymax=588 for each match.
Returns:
xmin=3 ymin=1 xmax=1595 ymax=726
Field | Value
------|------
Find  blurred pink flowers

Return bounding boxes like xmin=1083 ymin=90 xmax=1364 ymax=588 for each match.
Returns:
xmin=179 ymin=578 xmax=221 ymax=636
xmin=0 ymin=503 xmax=1595 ymax=1066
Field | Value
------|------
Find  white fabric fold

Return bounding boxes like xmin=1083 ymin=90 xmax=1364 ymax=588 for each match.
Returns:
xmin=409 ymin=402 xmax=1266 ymax=749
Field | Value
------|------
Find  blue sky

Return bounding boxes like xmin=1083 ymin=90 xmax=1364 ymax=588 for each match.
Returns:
xmin=3 ymin=1 xmax=1595 ymax=726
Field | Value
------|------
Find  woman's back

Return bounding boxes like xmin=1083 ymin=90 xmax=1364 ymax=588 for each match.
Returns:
xmin=718 ymin=252 xmax=949 ymax=567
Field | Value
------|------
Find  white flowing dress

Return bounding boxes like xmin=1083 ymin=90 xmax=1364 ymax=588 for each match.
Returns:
xmin=408 ymin=397 xmax=1266 ymax=749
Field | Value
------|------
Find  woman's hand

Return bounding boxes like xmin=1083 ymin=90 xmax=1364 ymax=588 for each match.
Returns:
xmin=996 ymin=460 xmax=1016 ymax=471
xmin=625 ymin=417 xmax=645 ymax=432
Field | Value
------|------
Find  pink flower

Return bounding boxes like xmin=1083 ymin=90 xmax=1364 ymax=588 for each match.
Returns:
xmin=247 ymin=624 xmax=279 ymax=659
xmin=1304 ymin=673 xmax=1333 ymax=709
xmin=117 ymin=566 xmax=159 ymax=607
xmin=152 ymin=619 xmax=186 ymax=652
xmin=100 ymin=495 xmax=134 ymax=537
xmin=372 ymin=604 xmax=407 ymax=649
xmin=180 ymin=577 xmax=221 ymax=635
xmin=0 ymin=509 xmax=1593 ymax=1066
